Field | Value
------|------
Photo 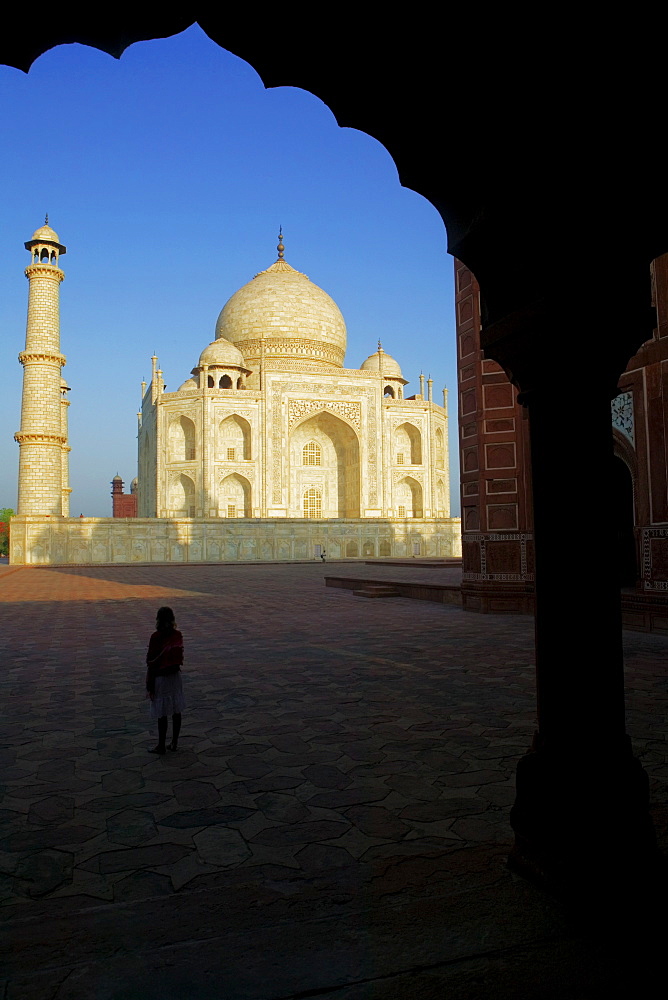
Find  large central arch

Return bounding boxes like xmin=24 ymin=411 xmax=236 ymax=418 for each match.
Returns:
xmin=289 ymin=410 xmax=360 ymax=518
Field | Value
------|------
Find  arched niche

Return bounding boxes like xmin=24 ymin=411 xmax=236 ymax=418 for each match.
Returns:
xmin=395 ymin=476 xmax=423 ymax=517
xmin=435 ymin=427 xmax=445 ymax=468
xmin=169 ymin=473 xmax=195 ymax=516
xmin=168 ymin=414 xmax=196 ymax=462
xmin=219 ymin=413 xmax=251 ymax=461
xmin=384 ymin=385 xmax=395 ymax=398
xmin=395 ymin=422 xmax=422 ymax=465
xmin=220 ymin=472 xmax=251 ymax=517
xmin=290 ymin=410 xmax=360 ymax=517
xmin=219 ymin=374 xmax=233 ymax=388
xmin=437 ymin=477 xmax=447 ymax=515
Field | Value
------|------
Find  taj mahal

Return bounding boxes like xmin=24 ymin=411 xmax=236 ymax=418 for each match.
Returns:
xmin=10 ymin=223 xmax=461 ymax=564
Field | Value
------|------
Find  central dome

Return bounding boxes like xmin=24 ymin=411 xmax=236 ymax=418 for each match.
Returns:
xmin=215 ymin=258 xmax=347 ymax=373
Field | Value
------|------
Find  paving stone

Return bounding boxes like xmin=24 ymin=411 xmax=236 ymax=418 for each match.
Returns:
xmin=254 ymin=792 xmax=310 ymax=824
xmin=338 ymin=744 xmax=386 ymax=762
xmin=226 ymin=755 xmax=273 ymax=778
xmin=113 ymin=870 xmax=174 ymax=901
xmin=35 ymin=760 xmax=74 ymax=782
xmin=251 ymin=820 xmax=350 ymax=847
xmin=83 ymin=792 xmax=172 ymax=812
xmin=28 ymin=795 xmax=75 ymax=825
xmin=294 ymin=844 xmax=355 ymax=871
xmin=436 ymin=768 xmax=507 ymax=788
xmin=14 ymin=849 xmax=73 ymax=897
xmin=0 ymin=825 xmax=99 ymax=852
xmin=401 ymin=797 xmax=487 ymax=822
xmin=106 ymin=809 xmax=159 ymax=846
xmin=478 ymin=782 xmax=517 ymax=808
xmin=173 ymin=780 xmax=221 ymax=808
xmin=159 ymin=805 xmax=255 ymax=828
xmin=302 ymin=764 xmax=353 ymax=789
xmin=88 ymin=843 xmax=193 ymax=873
xmin=384 ymin=775 xmax=442 ymax=800
xmin=415 ymin=750 xmax=470 ymax=772
xmin=243 ymin=775 xmax=305 ymax=793
xmin=101 ymin=770 xmax=145 ymax=793
xmin=194 ymin=826 xmax=252 ymax=866
xmin=451 ymin=815 xmax=512 ymax=843
xmin=1 ymin=767 xmax=34 ymax=781
xmin=0 ymin=784 xmax=53 ymax=800
xmin=344 ymin=805 xmax=412 ymax=839
xmin=306 ymin=786 xmax=390 ymax=809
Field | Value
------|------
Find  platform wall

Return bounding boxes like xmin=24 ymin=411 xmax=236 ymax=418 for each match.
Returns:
xmin=9 ymin=516 xmax=462 ymax=565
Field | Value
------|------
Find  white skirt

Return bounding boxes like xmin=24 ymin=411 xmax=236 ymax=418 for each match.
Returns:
xmin=149 ymin=672 xmax=186 ymax=720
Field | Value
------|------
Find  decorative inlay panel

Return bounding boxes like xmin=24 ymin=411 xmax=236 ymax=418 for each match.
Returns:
xmin=641 ymin=527 xmax=668 ymax=591
xmin=611 ymin=391 xmax=635 ymax=446
xmin=462 ymin=532 xmax=534 ymax=582
xmin=288 ymin=399 xmax=361 ymax=430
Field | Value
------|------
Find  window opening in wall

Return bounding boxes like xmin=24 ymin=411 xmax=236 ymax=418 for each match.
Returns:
xmin=186 ymin=447 xmax=196 ymax=460
xmin=227 ymin=447 xmax=235 ymax=460
xmin=398 ymin=505 xmax=407 ymax=517
xmin=303 ymin=441 xmax=321 ymax=466
xmin=397 ymin=453 xmax=404 ymax=465
xmin=188 ymin=506 xmax=196 ymax=517
xmin=208 ymin=375 xmax=214 ymax=388
xmin=227 ymin=504 xmax=237 ymax=517
xmin=303 ymin=488 xmax=322 ymax=518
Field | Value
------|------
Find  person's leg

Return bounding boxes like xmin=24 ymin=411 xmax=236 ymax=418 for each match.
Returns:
xmin=170 ymin=713 xmax=181 ymax=751
xmin=150 ymin=716 xmax=168 ymax=754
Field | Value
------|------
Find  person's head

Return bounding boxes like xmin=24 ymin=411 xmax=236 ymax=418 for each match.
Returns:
xmin=156 ymin=606 xmax=176 ymax=631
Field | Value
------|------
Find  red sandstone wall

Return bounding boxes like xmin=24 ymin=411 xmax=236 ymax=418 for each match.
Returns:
xmin=455 ymin=260 xmax=534 ymax=613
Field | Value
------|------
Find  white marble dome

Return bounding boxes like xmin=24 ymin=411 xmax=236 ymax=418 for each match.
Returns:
xmin=360 ymin=349 xmax=403 ymax=378
xmin=31 ymin=223 xmax=60 ymax=243
xmin=198 ymin=339 xmax=246 ymax=368
xmin=215 ymin=258 xmax=347 ymax=371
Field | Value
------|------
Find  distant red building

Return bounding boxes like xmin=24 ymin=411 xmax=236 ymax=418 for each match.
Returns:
xmin=111 ymin=475 xmax=138 ymax=518
xmin=456 ymin=256 xmax=668 ymax=630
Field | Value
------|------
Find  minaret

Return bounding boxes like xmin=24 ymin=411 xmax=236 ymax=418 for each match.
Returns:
xmin=15 ymin=220 xmax=69 ymax=516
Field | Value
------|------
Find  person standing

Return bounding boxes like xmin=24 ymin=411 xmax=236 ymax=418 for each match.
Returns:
xmin=146 ymin=606 xmax=185 ymax=754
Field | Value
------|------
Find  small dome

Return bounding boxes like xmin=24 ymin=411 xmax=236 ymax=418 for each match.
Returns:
xmin=178 ymin=378 xmax=198 ymax=391
xmin=198 ymin=338 xmax=246 ymax=368
xmin=112 ymin=474 xmax=122 ymax=482
xmin=360 ymin=349 xmax=403 ymax=378
xmin=32 ymin=223 xmax=60 ymax=243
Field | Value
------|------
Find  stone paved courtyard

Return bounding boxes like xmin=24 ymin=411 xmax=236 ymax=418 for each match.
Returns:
xmin=0 ymin=561 xmax=666 ymax=999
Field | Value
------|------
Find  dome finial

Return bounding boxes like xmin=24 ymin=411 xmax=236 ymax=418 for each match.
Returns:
xmin=277 ymin=228 xmax=284 ymax=260
xmin=378 ymin=339 xmax=382 ymax=352
xmin=45 ymin=213 xmax=49 ymax=226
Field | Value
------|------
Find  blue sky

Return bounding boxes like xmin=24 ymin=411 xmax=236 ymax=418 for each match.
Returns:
xmin=0 ymin=25 xmax=459 ymax=517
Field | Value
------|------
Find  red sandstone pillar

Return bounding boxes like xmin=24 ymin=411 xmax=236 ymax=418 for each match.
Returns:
xmin=500 ymin=308 xmax=656 ymax=894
